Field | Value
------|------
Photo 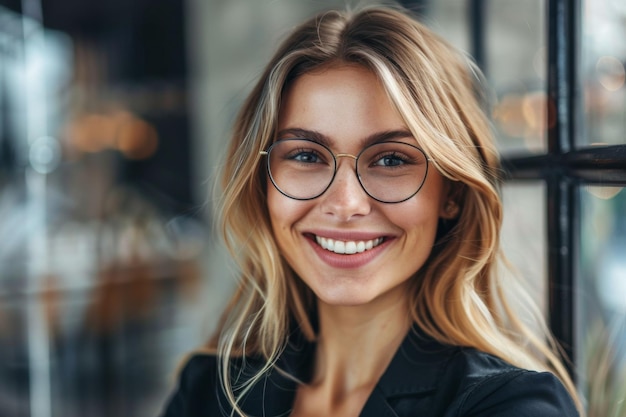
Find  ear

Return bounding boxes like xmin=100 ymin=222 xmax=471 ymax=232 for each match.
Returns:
xmin=440 ymin=200 xmax=460 ymax=219
xmin=439 ymin=181 xmax=463 ymax=220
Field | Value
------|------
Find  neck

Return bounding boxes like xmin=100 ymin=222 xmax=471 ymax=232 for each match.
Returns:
xmin=311 ymin=290 xmax=411 ymax=394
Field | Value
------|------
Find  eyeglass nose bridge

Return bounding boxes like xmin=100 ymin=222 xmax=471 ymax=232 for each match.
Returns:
xmin=326 ymin=152 xmax=369 ymax=202
xmin=335 ymin=153 xmax=358 ymax=160
xmin=333 ymin=153 xmax=359 ymax=173
xmin=332 ymin=152 xmax=360 ymax=180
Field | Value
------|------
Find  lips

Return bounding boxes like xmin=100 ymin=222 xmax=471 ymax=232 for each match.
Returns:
xmin=314 ymin=236 xmax=384 ymax=255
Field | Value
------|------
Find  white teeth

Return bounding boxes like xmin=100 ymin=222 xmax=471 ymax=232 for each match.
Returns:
xmin=334 ymin=241 xmax=346 ymax=254
xmin=314 ymin=236 xmax=383 ymax=255
xmin=345 ymin=241 xmax=357 ymax=254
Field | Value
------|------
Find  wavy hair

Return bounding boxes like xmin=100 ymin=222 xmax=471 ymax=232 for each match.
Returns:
xmin=211 ymin=4 xmax=581 ymax=415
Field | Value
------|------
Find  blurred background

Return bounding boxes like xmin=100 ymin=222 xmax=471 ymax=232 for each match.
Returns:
xmin=0 ymin=0 xmax=624 ymax=416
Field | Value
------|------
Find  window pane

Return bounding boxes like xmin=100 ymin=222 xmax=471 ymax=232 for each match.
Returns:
xmin=578 ymin=186 xmax=626 ymax=415
xmin=486 ymin=0 xmax=547 ymax=154
xmin=426 ymin=0 xmax=470 ymax=53
xmin=501 ymin=182 xmax=547 ymax=317
xmin=581 ymin=0 xmax=626 ymax=146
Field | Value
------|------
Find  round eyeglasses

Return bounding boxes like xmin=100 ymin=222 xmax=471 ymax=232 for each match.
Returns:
xmin=259 ymin=138 xmax=429 ymax=203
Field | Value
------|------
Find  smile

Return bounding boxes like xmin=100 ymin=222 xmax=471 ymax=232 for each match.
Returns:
xmin=314 ymin=236 xmax=384 ymax=255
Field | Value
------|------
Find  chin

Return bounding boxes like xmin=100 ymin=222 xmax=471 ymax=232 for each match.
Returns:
xmin=314 ymin=288 xmax=378 ymax=307
xmin=320 ymin=297 xmax=370 ymax=307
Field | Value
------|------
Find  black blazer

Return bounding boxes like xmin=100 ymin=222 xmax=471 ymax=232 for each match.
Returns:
xmin=161 ymin=327 xmax=579 ymax=417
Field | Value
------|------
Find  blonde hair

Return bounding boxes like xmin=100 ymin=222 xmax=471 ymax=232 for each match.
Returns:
xmin=212 ymin=4 xmax=582 ymax=415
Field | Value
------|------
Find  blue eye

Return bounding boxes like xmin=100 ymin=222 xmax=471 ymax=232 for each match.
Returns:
xmin=290 ymin=151 xmax=321 ymax=163
xmin=373 ymin=153 xmax=408 ymax=167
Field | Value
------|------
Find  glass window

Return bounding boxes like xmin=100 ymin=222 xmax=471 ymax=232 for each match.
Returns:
xmin=501 ymin=182 xmax=547 ymax=317
xmin=425 ymin=0 xmax=470 ymax=53
xmin=486 ymin=0 xmax=547 ymax=154
xmin=578 ymin=186 xmax=626 ymax=416
xmin=581 ymin=0 xmax=626 ymax=146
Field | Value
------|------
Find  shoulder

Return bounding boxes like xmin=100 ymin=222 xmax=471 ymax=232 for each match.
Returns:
xmin=441 ymin=349 xmax=580 ymax=417
xmin=159 ymin=353 xmax=278 ymax=417
xmin=374 ymin=329 xmax=579 ymax=417
xmin=178 ymin=354 xmax=218 ymax=389
xmin=159 ymin=354 xmax=223 ymax=417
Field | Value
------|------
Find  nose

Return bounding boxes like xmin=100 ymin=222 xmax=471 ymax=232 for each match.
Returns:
xmin=319 ymin=157 xmax=372 ymax=221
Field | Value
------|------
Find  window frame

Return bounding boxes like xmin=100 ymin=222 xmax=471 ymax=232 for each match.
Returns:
xmin=471 ymin=0 xmax=626 ymax=382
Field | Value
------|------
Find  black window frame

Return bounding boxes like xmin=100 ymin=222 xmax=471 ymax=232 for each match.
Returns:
xmin=469 ymin=0 xmax=626 ymax=382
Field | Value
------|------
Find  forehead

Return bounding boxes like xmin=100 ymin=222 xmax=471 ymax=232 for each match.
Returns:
xmin=278 ymin=65 xmax=410 ymax=149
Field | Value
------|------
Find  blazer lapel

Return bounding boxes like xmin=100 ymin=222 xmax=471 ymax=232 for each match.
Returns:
xmin=238 ymin=364 xmax=299 ymax=417
xmin=240 ymin=331 xmax=315 ymax=417
xmin=360 ymin=326 xmax=456 ymax=417
xmin=360 ymin=385 xmax=401 ymax=417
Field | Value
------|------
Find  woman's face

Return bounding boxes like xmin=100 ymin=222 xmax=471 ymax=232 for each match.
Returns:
xmin=267 ymin=65 xmax=452 ymax=308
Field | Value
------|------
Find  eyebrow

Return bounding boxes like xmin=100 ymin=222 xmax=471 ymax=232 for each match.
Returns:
xmin=276 ymin=128 xmax=415 ymax=149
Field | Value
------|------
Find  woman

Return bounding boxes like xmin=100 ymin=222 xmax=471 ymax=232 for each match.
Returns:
xmin=162 ymin=5 xmax=582 ymax=417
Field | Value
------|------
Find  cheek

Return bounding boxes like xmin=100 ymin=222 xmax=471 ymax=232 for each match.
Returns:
xmin=419 ymin=172 xmax=449 ymax=218
xmin=267 ymin=189 xmax=291 ymax=259
xmin=267 ymin=186 xmax=286 ymax=231
xmin=388 ymin=203 xmax=440 ymax=235
xmin=389 ymin=180 xmax=446 ymax=237
xmin=266 ymin=186 xmax=307 ymax=235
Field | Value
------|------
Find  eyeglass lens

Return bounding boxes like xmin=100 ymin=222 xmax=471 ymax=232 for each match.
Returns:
xmin=266 ymin=138 xmax=428 ymax=203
